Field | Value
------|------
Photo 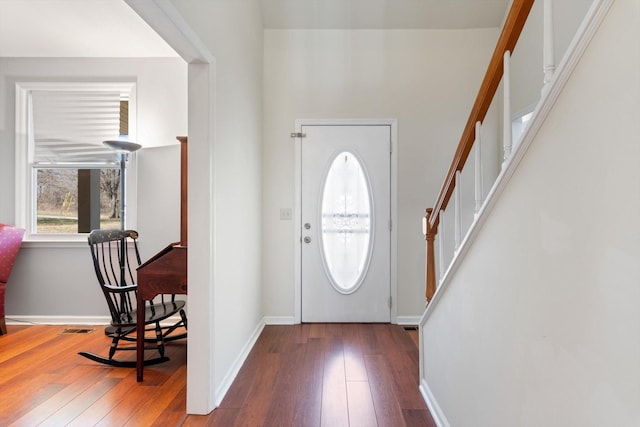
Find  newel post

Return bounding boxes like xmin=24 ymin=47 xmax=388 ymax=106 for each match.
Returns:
xmin=425 ymin=208 xmax=437 ymax=304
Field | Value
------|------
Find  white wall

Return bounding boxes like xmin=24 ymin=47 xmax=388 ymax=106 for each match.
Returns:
xmin=137 ymin=144 xmax=183 ymax=257
xmin=0 ymin=57 xmax=187 ymax=318
xmin=262 ymin=28 xmax=500 ymax=320
xmin=421 ymin=0 xmax=640 ymax=425
xmin=169 ymin=0 xmax=264 ymax=412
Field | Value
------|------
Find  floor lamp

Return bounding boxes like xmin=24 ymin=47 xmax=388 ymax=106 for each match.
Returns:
xmin=103 ymin=140 xmax=141 ymax=229
xmin=101 ymin=140 xmax=141 ymax=336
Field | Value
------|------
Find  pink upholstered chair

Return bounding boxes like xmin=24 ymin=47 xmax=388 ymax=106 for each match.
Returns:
xmin=0 ymin=224 xmax=25 ymax=335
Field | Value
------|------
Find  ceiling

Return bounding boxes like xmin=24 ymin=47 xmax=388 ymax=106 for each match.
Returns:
xmin=262 ymin=0 xmax=509 ymax=30
xmin=0 ymin=0 xmax=508 ymax=58
xmin=0 ymin=0 xmax=179 ymax=57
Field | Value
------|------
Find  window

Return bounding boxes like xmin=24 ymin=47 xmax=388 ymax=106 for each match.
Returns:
xmin=15 ymin=83 xmax=137 ymax=241
xmin=320 ymin=151 xmax=373 ymax=294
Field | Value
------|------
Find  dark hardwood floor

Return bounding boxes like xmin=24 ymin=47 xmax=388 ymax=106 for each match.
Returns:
xmin=0 ymin=323 xmax=434 ymax=426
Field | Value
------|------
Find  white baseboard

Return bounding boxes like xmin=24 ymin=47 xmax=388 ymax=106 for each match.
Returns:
xmin=262 ymin=316 xmax=421 ymax=325
xmin=214 ymin=318 xmax=266 ymax=407
xmin=263 ymin=316 xmax=295 ymax=325
xmin=420 ymin=378 xmax=450 ymax=427
xmin=5 ymin=314 xmax=186 ymax=327
xmin=5 ymin=315 xmax=111 ymax=326
xmin=395 ymin=316 xmax=421 ymax=326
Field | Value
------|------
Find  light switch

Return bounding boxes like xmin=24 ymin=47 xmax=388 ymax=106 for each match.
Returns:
xmin=280 ymin=208 xmax=292 ymax=220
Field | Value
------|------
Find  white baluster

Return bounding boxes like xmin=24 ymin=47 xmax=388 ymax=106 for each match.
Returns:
xmin=474 ymin=121 xmax=483 ymax=214
xmin=543 ymin=0 xmax=556 ymax=91
xmin=503 ymin=50 xmax=512 ymax=164
xmin=438 ymin=209 xmax=445 ymax=280
xmin=454 ymin=170 xmax=461 ymax=251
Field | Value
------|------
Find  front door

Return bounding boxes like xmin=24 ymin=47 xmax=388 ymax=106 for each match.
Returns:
xmin=301 ymin=124 xmax=391 ymax=322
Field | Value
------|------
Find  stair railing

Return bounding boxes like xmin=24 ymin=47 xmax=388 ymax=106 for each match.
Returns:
xmin=424 ymin=0 xmax=536 ymax=303
xmin=423 ymin=0 xmax=608 ymax=304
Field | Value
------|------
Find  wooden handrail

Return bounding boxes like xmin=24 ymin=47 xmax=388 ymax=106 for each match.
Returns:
xmin=428 ymin=0 xmax=534 ymax=232
xmin=425 ymin=0 xmax=534 ymax=302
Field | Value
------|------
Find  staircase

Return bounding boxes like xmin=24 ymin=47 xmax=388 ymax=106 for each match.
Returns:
xmin=417 ymin=0 xmax=640 ymax=425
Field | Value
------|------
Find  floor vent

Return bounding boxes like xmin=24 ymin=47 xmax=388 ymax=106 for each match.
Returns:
xmin=403 ymin=326 xmax=418 ymax=331
xmin=61 ymin=328 xmax=94 ymax=334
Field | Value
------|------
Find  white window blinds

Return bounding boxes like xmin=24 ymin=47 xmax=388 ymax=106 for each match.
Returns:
xmin=30 ymin=91 xmax=122 ymax=165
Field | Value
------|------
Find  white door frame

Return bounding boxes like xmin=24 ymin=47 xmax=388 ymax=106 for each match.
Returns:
xmin=294 ymin=118 xmax=398 ymax=324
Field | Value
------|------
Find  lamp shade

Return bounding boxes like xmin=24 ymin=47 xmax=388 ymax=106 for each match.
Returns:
xmin=103 ymin=139 xmax=141 ymax=153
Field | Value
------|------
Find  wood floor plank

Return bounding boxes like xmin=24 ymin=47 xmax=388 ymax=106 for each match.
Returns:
xmin=389 ymin=324 xmax=420 ymax=352
xmin=183 ymin=408 xmax=239 ymax=427
xmin=8 ymin=364 xmax=111 ymax=426
xmin=152 ymin=387 xmax=188 ymax=427
xmin=403 ymin=408 xmax=438 ymax=427
xmin=77 ymin=350 xmax=185 ymax=426
xmin=3 ymin=324 xmax=31 ymax=334
xmin=123 ymin=364 xmax=187 ymax=426
xmin=0 ymin=329 xmax=90 ymax=386
xmin=37 ymin=377 xmax=121 ymax=427
xmin=93 ymin=378 xmax=158 ymax=427
xmin=346 ymin=380 xmax=378 ymax=427
xmin=320 ymin=336 xmax=349 ymax=427
xmin=371 ymin=323 xmax=398 ymax=354
xmin=365 ymin=353 xmax=406 ymax=427
xmin=388 ymin=349 xmax=428 ymax=411
xmin=0 ymin=383 xmax=65 ymax=426
xmin=65 ymin=378 xmax=131 ymax=427
xmin=291 ymin=323 xmax=311 ymax=344
xmin=258 ymin=325 xmax=294 ymax=354
xmin=290 ymin=337 xmax=324 ymax=427
xmin=217 ymin=347 xmax=263 ymax=409
xmin=401 ymin=326 xmax=420 ymax=348
xmin=342 ymin=323 xmax=369 ymax=382
xmin=0 ymin=324 xmax=62 ymax=363
xmin=1 ymin=369 xmax=67 ymax=417
xmin=231 ymin=352 xmax=281 ymax=426
xmin=263 ymin=343 xmax=306 ymax=426
xmin=359 ymin=323 xmax=382 ymax=354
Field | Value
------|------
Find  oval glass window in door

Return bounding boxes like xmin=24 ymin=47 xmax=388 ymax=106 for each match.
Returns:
xmin=320 ymin=151 xmax=373 ymax=294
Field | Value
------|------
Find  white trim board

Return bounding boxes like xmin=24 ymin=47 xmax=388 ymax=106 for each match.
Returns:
xmin=6 ymin=315 xmax=111 ymax=326
xmin=420 ymin=379 xmax=450 ymax=427
xmin=396 ymin=316 xmax=422 ymax=326
xmin=293 ymin=118 xmax=399 ymax=324
xmin=5 ymin=314 xmax=185 ymax=327
xmin=263 ymin=316 xmax=296 ymax=325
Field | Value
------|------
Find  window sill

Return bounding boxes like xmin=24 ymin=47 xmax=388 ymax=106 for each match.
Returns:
xmin=21 ymin=234 xmax=89 ymax=248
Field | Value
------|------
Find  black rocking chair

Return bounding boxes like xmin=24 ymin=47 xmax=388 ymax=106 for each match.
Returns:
xmin=79 ymin=229 xmax=187 ymax=367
